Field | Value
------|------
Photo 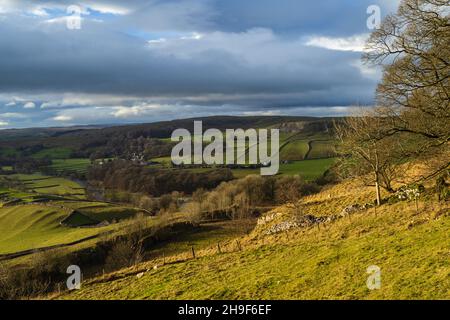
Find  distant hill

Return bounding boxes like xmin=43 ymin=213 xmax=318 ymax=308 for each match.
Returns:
xmin=0 ymin=116 xmax=337 ymax=141
xmin=0 ymin=115 xmax=340 ymax=161
xmin=0 ymin=124 xmax=112 ymax=141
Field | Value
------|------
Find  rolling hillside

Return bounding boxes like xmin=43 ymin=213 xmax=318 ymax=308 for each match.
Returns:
xmin=0 ymin=205 xmax=113 ymax=255
xmin=58 ymin=174 xmax=449 ymax=300
xmin=0 ymin=174 xmax=146 ymax=256
xmin=1 ymin=115 xmax=338 ymax=181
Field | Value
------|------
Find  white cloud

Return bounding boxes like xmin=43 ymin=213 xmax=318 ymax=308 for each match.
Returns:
xmin=40 ymin=93 xmax=140 ymax=109
xmin=52 ymin=115 xmax=72 ymax=121
xmin=148 ymin=38 xmax=167 ymax=44
xmin=148 ymin=32 xmax=203 ymax=45
xmin=86 ymin=3 xmax=130 ymax=15
xmin=30 ymin=6 xmax=49 ymax=17
xmin=0 ymin=120 xmax=9 ymax=126
xmin=111 ymin=104 xmax=163 ymax=118
xmin=351 ymin=60 xmax=381 ymax=79
xmin=23 ymin=101 xmax=36 ymax=109
xmin=40 ymin=101 xmax=58 ymax=109
xmin=42 ymin=15 xmax=89 ymax=26
xmin=5 ymin=101 xmax=16 ymax=107
xmin=42 ymin=16 xmax=66 ymax=24
xmin=242 ymin=110 xmax=282 ymax=116
xmin=305 ymin=34 xmax=369 ymax=52
xmin=1 ymin=112 xmax=27 ymax=118
xmin=0 ymin=1 xmax=126 ymax=16
xmin=180 ymin=32 xmax=204 ymax=40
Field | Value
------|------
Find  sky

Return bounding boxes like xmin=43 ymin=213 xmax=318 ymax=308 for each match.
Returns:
xmin=0 ymin=0 xmax=401 ymax=129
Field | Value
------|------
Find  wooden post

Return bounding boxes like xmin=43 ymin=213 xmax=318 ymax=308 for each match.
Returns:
xmin=217 ymin=242 xmax=221 ymax=254
xmin=236 ymin=240 xmax=242 ymax=251
xmin=163 ymin=252 xmax=166 ymax=265
xmin=191 ymin=246 xmax=196 ymax=259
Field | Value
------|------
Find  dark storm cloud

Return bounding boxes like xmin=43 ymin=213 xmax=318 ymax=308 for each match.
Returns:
xmin=0 ymin=0 xmax=400 ymax=128
xmin=0 ymin=17 xmax=373 ymax=96
xmin=213 ymin=0 xmax=380 ymax=35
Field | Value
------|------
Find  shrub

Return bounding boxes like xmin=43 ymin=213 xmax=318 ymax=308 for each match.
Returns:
xmin=436 ymin=171 xmax=450 ymax=201
xmin=104 ymin=239 xmax=143 ymax=273
xmin=0 ymin=249 xmax=70 ymax=299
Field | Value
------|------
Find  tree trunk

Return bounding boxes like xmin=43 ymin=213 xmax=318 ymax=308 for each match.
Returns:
xmin=375 ymin=151 xmax=381 ymax=206
xmin=375 ymin=176 xmax=381 ymax=206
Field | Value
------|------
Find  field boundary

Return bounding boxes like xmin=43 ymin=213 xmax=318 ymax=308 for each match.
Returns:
xmin=0 ymin=232 xmax=111 ymax=261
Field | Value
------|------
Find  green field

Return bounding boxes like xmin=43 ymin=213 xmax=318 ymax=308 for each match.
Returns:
xmin=58 ymin=201 xmax=144 ymax=226
xmin=230 ymin=158 xmax=336 ymax=180
xmin=307 ymin=141 xmax=336 ymax=159
xmin=279 ymin=140 xmax=309 ymax=160
xmin=0 ymin=183 xmax=146 ymax=254
xmin=181 ymin=158 xmax=335 ymax=180
xmin=151 ymin=158 xmax=336 ymax=180
xmin=48 ymin=158 xmax=91 ymax=174
xmin=278 ymin=158 xmax=336 ymax=179
xmin=1 ymin=144 xmax=90 ymax=174
xmin=0 ymin=204 xmax=114 ymax=254
xmin=32 ymin=147 xmax=73 ymax=160
xmin=152 ymin=132 xmax=336 ymax=176
xmin=7 ymin=173 xmax=86 ymax=199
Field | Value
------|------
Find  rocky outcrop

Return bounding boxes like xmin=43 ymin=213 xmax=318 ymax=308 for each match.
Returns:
xmin=258 ymin=202 xmax=372 ymax=236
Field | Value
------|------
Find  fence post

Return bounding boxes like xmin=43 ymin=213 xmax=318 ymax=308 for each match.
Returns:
xmin=191 ymin=246 xmax=196 ymax=259
xmin=217 ymin=242 xmax=221 ymax=254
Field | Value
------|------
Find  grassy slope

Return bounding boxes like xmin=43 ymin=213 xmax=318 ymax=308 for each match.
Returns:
xmin=0 ymin=174 xmax=144 ymax=254
xmin=61 ymin=179 xmax=449 ymax=300
xmin=0 ymin=201 xmax=146 ymax=254
xmin=0 ymin=205 xmax=115 ymax=254
xmin=8 ymin=174 xmax=86 ymax=199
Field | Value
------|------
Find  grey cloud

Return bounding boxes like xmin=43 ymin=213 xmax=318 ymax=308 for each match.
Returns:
xmin=0 ymin=0 xmax=400 ymax=128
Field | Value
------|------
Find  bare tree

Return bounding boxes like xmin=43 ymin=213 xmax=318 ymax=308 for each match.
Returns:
xmin=335 ymin=109 xmax=404 ymax=205
xmin=363 ymin=0 xmax=450 ymax=174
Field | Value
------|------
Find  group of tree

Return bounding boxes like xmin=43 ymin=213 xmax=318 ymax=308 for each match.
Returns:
xmin=86 ymin=136 xmax=174 ymax=161
xmin=336 ymin=0 xmax=449 ymax=205
xmin=87 ymin=159 xmax=234 ymax=197
xmin=0 ymin=156 xmax=52 ymax=174
xmin=185 ymin=175 xmax=321 ymax=220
